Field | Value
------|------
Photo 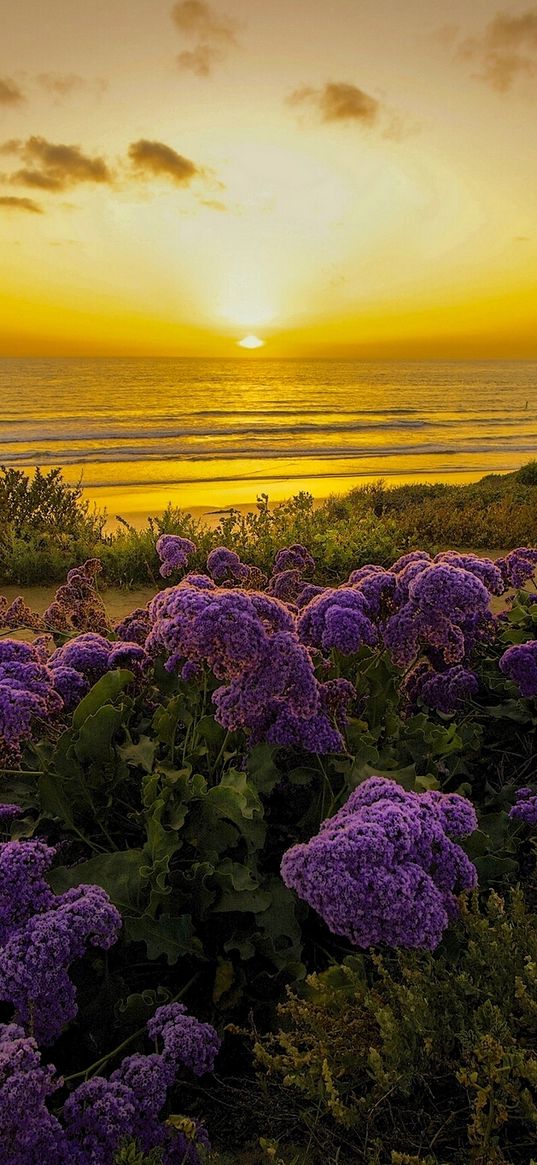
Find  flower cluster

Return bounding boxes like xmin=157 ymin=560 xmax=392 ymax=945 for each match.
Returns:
xmin=272 ymin=543 xmax=315 ymax=575
xmin=298 ymin=588 xmax=378 ymax=654
xmin=281 ymin=777 xmax=478 ymax=950
xmin=0 ymin=595 xmax=44 ymax=632
xmin=0 ymin=639 xmax=63 ymax=758
xmin=402 ymin=662 xmax=479 ymax=714
xmin=43 ymin=559 xmax=108 ymax=634
xmin=0 ymin=999 xmax=219 ymax=1165
xmin=509 ymin=786 xmax=537 ymax=826
xmin=499 ymin=640 xmax=537 ymax=697
xmin=49 ymin=632 xmax=148 ymax=708
xmin=146 ymin=584 xmax=346 ymax=751
xmin=497 ymin=547 xmax=537 ymax=589
xmin=383 ymin=563 xmax=491 ymax=669
xmin=0 ymin=840 xmax=121 ymax=1044
xmin=156 ymin=535 xmax=197 ymax=578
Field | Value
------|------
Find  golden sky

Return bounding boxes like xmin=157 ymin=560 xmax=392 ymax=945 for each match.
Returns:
xmin=1 ymin=0 xmax=536 ymax=357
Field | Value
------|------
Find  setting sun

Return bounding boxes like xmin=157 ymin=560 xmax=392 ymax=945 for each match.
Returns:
xmin=237 ymin=335 xmax=265 ymax=349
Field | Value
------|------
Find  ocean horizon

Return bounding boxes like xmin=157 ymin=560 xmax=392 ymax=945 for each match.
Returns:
xmin=2 ymin=356 xmax=537 ymax=524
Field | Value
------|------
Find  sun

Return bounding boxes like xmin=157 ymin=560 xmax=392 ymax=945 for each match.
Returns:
xmin=237 ymin=335 xmax=265 ymax=349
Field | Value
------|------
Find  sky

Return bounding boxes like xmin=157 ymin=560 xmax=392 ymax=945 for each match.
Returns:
xmin=1 ymin=0 xmax=536 ymax=358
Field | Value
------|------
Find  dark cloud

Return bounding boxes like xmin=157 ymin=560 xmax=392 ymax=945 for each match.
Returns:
xmin=457 ymin=8 xmax=537 ymax=91
xmin=0 ymin=78 xmax=25 ymax=105
xmin=1 ymin=137 xmax=112 ymax=191
xmin=171 ymin=1 xmax=238 ymax=75
xmin=0 ymin=195 xmax=42 ymax=214
xmin=128 ymin=139 xmax=201 ymax=185
xmin=287 ymin=81 xmax=380 ymax=125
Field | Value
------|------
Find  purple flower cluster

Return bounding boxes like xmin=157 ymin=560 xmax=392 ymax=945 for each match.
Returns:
xmin=156 ymin=535 xmax=197 ymax=578
xmin=206 ymin=546 xmax=249 ymax=583
xmin=509 ymin=786 xmax=537 ymax=826
xmin=273 ymin=544 xmax=315 ymax=575
xmin=0 ymin=595 xmax=44 ymax=632
xmin=281 ymin=777 xmax=478 ymax=950
xmin=499 ymin=640 xmax=537 ymax=697
xmin=114 ymin=605 xmax=152 ymax=645
xmin=0 ymin=640 xmax=63 ymax=756
xmin=402 ymin=662 xmax=479 ymax=714
xmin=43 ymin=559 xmax=108 ymax=635
xmin=0 ymin=1000 xmax=219 ymax=1165
xmin=0 ymin=840 xmax=121 ymax=1045
xmin=384 ymin=563 xmax=491 ymax=669
xmin=146 ymin=584 xmax=346 ymax=751
xmin=298 ymin=588 xmax=378 ymax=654
xmin=49 ymin=632 xmax=148 ymax=709
xmin=497 ymin=547 xmax=537 ymax=589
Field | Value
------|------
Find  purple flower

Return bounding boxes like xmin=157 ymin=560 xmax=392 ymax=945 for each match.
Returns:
xmin=509 ymin=787 xmax=537 ymax=825
xmin=147 ymin=1002 xmax=220 ymax=1076
xmin=497 ymin=547 xmax=537 ymax=589
xmin=296 ymin=583 xmax=326 ymax=609
xmin=402 ymin=662 xmax=479 ymax=714
xmin=0 ymin=805 xmax=21 ymax=826
xmin=281 ymin=777 xmax=477 ymax=951
xmin=0 ymin=642 xmax=63 ymax=751
xmin=0 ymin=1024 xmax=68 ymax=1165
xmin=267 ymin=568 xmax=304 ymax=603
xmin=114 ymin=606 xmax=152 ymax=645
xmin=298 ymin=588 xmax=378 ymax=655
xmin=0 ymin=840 xmax=121 ymax=1045
xmin=43 ymin=559 xmax=108 ymax=635
xmin=434 ymin=551 xmax=504 ymax=595
xmin=206 ymin=546 xmax=249 ymax=583
xmin=499 ymin=641 xmax=537 ymax=696
xmin=265 ymin=706 xmax=345 ymax=753
xmin=350 ymin=568 xmax=396 ymax=618
xmin=50 ymin=633 xmax=148 ymax=689
xmin=156 ymin=535 xmax=197 ymax=578
xmin=50 ymin=666 xmax=90 ymax=711
xmin=273 ymin=544 xmax=315 ymax=575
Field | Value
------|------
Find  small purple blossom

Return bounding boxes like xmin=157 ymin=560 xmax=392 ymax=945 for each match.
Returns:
xmin=509 ymin=787 xmax=537 ymax=825
xmin=273 ymin=544 xmax=315 ymax=575
xmin=499 ymin=641 xmax=537 ymax=697
xmin=147 ymin=1002 xmax=220 ymax=1076
xmin=206 ymin=546 xmax=249 ymax=583
xmin=497 ymin=547 xmax=537 ymax=589
xmin=156 ymin=535 xmax=197 ymax=578
xmin=281 ymin=777 xmax=477 ymax=950
xmin=402 ymin=663 xmax=479 ymax=714
xmin=0 ymin=641 xmax=63 ymax=751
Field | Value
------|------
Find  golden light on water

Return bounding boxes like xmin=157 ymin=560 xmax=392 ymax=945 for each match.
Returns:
xmin=237 ymin=335 xmax=265 ymax=349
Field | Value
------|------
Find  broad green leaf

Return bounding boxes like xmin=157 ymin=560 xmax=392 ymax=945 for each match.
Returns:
xmin=72 ymin=669 xmax=134 ymax=729
xmin=125 ymin=913 xmax=202 ymax=964
xmin=118 ymin=735 xmax=157 ymax=773
xmin=48 ymin=849 xmax=145 ymax=914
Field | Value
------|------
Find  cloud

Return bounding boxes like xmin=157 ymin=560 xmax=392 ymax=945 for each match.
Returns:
xmin=456 ymin=8 xmax=537 ymax=91
xmin=37 ymin=73 xmax=108 ymax=100
xmin=171 ymin=1 xmax=239 ymax=75
xmin=1 ymin=137 xmax=112 ymax=191
xmin=128 ymin=139 xmax=202 ymax=185
xmin=0 ymin=78 xmax=25 ymax=105
xmin=287 ymin=81 xmax=381 ymax=126
xmin=0 ymin=195 xmax=42 ymax=214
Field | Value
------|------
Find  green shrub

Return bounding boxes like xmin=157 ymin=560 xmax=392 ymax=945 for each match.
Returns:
xmin=252 ymin=889 xmax=537 ymax=1164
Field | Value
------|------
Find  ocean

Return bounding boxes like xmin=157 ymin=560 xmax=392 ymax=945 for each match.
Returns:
xmin=1 ymin=358 xmax=536 ymax=524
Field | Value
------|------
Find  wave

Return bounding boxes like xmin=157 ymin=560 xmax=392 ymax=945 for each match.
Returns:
xmin=2 ymin=438 xmax=537 ymax=467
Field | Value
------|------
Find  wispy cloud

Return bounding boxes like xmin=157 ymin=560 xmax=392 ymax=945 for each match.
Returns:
xmin=37 ymin=73 xmax=108 ymax=101
xmin=0 ymin=78 xmax=25 ymax=105
xmin=1 ymin=137 xmax=112 ymax=191
xmin=287 ymin=81 xmax=381 ymax=126
xmin=456 ymin=8 xmax=537 ymax=91
xmin=0 ymin=195 xmax=42 ymax=214
xmin=171 ymin=0 xmax=239 ymax=75
xmin=128 ymin=138 xmax=202 ymax=185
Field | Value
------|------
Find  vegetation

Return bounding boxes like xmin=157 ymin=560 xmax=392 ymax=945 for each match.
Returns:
xmin=2 ymin=461 xmax=537 ymax=586
xmin=2 ymin=483 xmax=537 ymax=1161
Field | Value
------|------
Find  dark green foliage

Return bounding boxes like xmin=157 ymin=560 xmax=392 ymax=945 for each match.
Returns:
xmin=251 ymin=889 xmax=537 ymax=1164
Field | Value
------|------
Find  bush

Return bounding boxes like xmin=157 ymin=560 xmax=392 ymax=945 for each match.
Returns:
xmin=252 ymin=889 xmax=537 ymax=1164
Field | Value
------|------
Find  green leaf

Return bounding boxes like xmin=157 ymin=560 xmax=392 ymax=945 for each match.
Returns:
xmin=118 ymin=735 xmax=157 ymax=774
xmin=72 ymin=669 xmax=134 ymax=729
xmin=247 ymin=743 xmax=282 ymax=794
xmin=125 ymin=913 xmax=202 ymax=964
xmin=75 ymin=704 xmax=125 ymax=765
xmin=48 ymin=849 xmax=145 ymax=914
